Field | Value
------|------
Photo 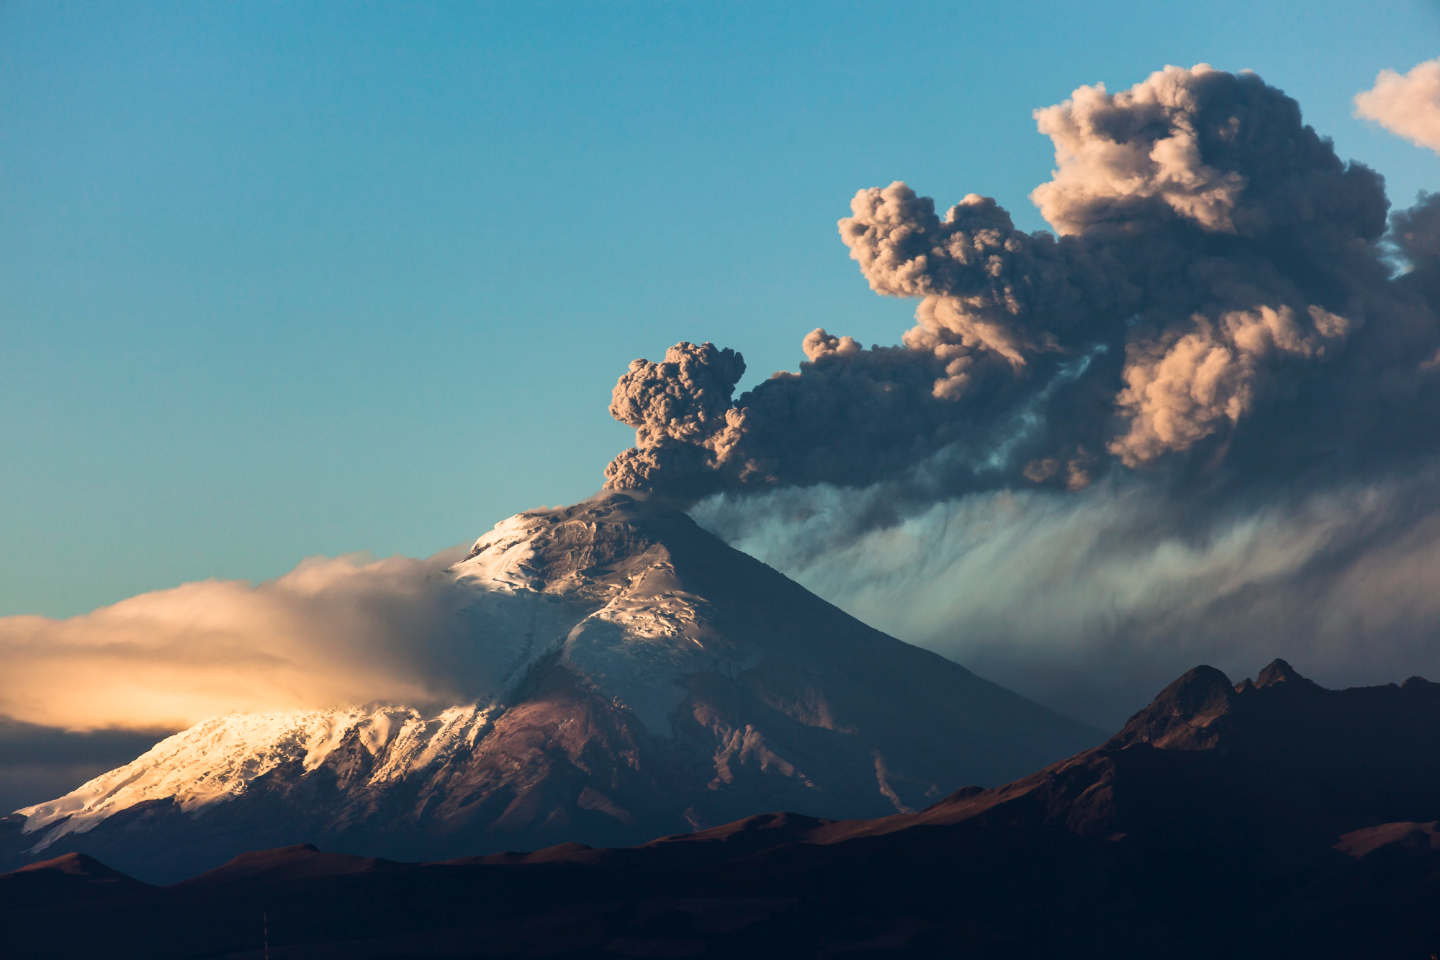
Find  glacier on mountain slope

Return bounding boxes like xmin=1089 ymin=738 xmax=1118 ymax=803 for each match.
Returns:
xmin=18 ymin=705 xmax=496 ymax=849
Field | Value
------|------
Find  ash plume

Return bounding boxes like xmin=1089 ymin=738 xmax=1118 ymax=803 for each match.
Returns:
xmin=604 ymin=342 xmax=748 ymax=499
xmin=603 ymin=65 xmax=1436 ymax=507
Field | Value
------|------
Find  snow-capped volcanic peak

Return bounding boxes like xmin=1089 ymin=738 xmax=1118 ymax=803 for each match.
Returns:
xmin=457 ymin=513 xmax=543 ymax=591
xmin=452 ymin=493 xmax=742 ymax=733
xmin=17 ymin=494 xmax=732 ymax=849
xmin=454 ymin=491 xmax=692 ymax=601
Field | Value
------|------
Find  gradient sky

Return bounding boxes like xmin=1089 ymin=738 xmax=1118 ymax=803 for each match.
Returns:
xmin=3 ymin=0 xmax=1437 ymax=619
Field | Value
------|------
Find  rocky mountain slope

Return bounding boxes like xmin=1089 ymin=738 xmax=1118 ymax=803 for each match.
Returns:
xmin=0 ymin=492 xmax=1100 ymax=882
xmin=6 ymin=660 xmax=1440 ymax=959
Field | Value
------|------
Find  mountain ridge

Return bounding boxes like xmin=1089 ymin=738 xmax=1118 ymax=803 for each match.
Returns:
xmin=6 ymin=660 xmax=1440 ymax=958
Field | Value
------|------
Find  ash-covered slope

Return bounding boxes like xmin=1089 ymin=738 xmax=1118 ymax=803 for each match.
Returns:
xmin=0 ymin=493 xmax=1100 ymax=883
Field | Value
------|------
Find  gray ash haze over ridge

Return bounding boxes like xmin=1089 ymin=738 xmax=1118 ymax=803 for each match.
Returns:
xmin=604 ymin=63 xmax=1440 ymax=725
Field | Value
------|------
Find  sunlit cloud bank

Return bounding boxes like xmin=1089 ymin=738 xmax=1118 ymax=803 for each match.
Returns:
xmin=0 ymin=547 xmax=470 ymax=732
xmin=1356 ymin=57 xmax=1440 ymax=154
xmin=694 ymin=468 xmax=1440 ymax=728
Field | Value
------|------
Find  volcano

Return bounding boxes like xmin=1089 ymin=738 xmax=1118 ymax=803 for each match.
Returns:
xmin=0 ymin=493 xmax=1100 ymax=882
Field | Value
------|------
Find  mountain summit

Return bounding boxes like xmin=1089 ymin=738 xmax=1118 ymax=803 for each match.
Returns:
xmin=0 ymin=493 xmax=1100 ymax=882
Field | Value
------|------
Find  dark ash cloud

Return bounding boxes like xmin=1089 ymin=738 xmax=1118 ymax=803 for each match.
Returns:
xmin=603 ymin=65 xmax=1438 ymax=508
xmin=599 ymin=64 xmax=1440 ymax=724
xmin=604 ymin=342 xmax=748 ymax=499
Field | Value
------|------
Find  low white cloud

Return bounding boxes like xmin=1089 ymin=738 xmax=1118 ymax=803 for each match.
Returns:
xmin=1356 ymin=58 xmax=1440 ymax=153
xmin=0 ymin=547 xmax=470 ymax=732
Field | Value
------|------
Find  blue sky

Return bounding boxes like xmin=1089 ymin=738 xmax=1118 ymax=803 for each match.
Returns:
xmin=3 ymin=0 xmax=1437 ymax=618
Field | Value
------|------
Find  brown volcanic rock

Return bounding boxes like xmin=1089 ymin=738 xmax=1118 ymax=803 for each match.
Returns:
xmin=845 ymin=657 xmax=1440 ymax=852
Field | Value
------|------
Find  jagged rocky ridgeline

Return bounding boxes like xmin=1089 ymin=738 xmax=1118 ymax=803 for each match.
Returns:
xmin=7 ymin=661 xmax=1440 ymax=959
xmin=0 ymin=492 xmax=1101 ymax=883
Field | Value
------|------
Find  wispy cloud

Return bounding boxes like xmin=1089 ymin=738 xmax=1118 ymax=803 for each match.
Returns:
xmin=695 ymin=468 xmax=1440 ymax=728
xmin=0 ymin=548 xmax=469 ymax=732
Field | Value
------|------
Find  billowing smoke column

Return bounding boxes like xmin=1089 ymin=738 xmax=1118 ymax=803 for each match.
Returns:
xmin=605 ymin=65 xmax=1440 ymax=505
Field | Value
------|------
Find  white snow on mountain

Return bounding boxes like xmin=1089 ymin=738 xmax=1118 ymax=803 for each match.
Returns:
xmin=18 ymin=704 xmax=497 ymax=851
xmin=451 ymin=502 xmax=754 ymax=734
